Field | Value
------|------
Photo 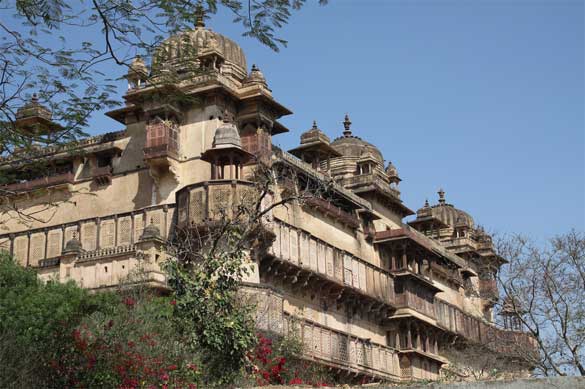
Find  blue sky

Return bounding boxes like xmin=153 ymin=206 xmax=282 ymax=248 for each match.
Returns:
xmin=85 ymin=1 xmax=584 ymax=240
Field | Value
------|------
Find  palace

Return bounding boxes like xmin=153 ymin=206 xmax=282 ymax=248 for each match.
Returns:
xmin=0 ymin=14 xmax=532 ymax=383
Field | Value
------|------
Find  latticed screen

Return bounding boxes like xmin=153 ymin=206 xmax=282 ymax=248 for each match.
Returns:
xmin=100 ymin=220 xmax=115 ymax=248
xmin=189 ymin=190 xmax=204 ymax=223
xmin=134 ymin=214 xmax=144 ymax=242
xmin=118 ymin=217 xmax=132 ymax=245
xmin=210 ymin=188 xmax=230 ymax=218
xmin=47 ymin=230 xmax=62 ymax=258
xmin=82 ymin=223 xmax=97 ymax=251
xmin=30 ymin=233 xmax=45 ymax=265
xmin=146 ymin=119 xmax=179 ymax=152
xmin=241 ymin=129 xmax=271 ymax=160
xmin=14 ymin=237 xmax=28 ymax=265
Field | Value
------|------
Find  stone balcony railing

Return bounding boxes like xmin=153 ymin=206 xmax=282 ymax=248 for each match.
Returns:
xmin=90 ymin=165 xmax=113 ymax=185
xmin=0 ymin=171 xmax=75 ymax=193
xmin=143 ymin=143 xmax=179 ymax=161
xmin=267 ymin=220 xmax=395 ymax=310
xmin=434 ymin=298 xmax=536 ymax=355
xmin=287 ymin=315 xmax=402 ymax=380
xmin=176 ymin=180 xmax=258 ymax=228
xmin=341 ymin=173 xmax=401 ymax=199
xmin=303 ymin=196 xmax=361 ymax=229
xmin=245 ymin=285 xmax=403 ymax=381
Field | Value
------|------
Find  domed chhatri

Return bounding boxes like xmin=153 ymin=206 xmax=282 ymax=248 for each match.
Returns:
xmin=152 ymin=5 xmax=247 ymax=79
xmin=63 ymin=233 xmax=83 ymax=253
xmin=140 ymin=219 xmax=162 ymax=241
xmin=418 ymin=188 xmax=475 ymax=229
xmin=331 ymin=114 xmax=384 ymax=164
xmin=212 ymin=116 xmax=242 ymax=149
xmin=244 ymin=64 xmax=268 ymax=87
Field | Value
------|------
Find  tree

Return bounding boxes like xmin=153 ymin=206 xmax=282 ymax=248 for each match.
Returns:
xmin=0 ymin=252 xmax=115 ymax=387
xmin=0 ymin=0 xmax=327 ymax=224
xmin=495 ymin=230 xmax=585 ymax=377
xmin=165 ymin=160 xmax=333 ymax=386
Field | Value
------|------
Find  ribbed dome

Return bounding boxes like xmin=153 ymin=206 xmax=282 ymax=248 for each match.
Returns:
xmin=417 ymin=189 xmax=475 ymax=228
xmin=153 ymin=21 xmax=247 ymax=76
xmin=330 ymin=114 xmax=384 ymax=164
xmin=431 ymin=204 xmax=475 ymax=228
xmin=244 ymin=64 xmax=267 ymax=86
xmin=213 ymin=120 xmax=241 ymax=148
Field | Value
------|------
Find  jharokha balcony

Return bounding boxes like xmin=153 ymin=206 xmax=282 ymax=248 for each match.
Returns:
xmin=176 ymin=179 xmax=258 ymax=228
xmin=303 ymin=196 xmax=360 ymax=229
xmin=143 ymin=119 xmax=179 ymax=164
xmin=0 ymin=171 xmax=75 ymax=194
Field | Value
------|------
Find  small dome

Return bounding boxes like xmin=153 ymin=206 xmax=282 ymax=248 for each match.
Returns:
xmin=300 ymin=120 xmax=330 ymax=144
xmin=140 ymin=220 xmax=161 ymax=240
xmin=16 ymin=94 xmax=51 ymax=121
xmin=152 ymin=10 xmax=247 ymax=77
xmin=331 ymin=114 xmax=384 ymax=164
xmin=127 ymin=56 xmax=148 ymax=78
xmin=244 ymin=64 xmax=267 ymax=86
xmin=385 ymin=161 xmax=398 ymax=177
xmin=212 ymin=119 xmax=241 ymax=149
xmin=417 ymin=189 xmax=475 ymax=228
xmin=63 ymin=235 xmax=82 ymax=253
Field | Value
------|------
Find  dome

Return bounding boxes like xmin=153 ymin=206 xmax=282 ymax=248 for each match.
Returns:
xmin=418 ymin=189 xmax=475 ymax=228
xmin=127 ymin=56 xmax=148 ymax=78
xmin=152 ymin=12 xmax=247 ymax=76
xmin=16 ymin=94 xmax=51 ymax=121
xmin=244 ymin=64 xmax=267 ymax=86
xmin=212 ymin=119 xmax=241 ymax=149
xmin=140 ymin=220 xmax=161 ymax=240
xmin=330 ymin=114 xmax=384 ymax=164
xmin=385 ymin=161 xmax=398 ymax=177
xmin=63 ymin=235 xmax=82 ymax=253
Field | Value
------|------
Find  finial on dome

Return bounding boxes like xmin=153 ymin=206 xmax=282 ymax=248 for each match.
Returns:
xmin=31 ymin=93 xmax=38 ymax=104
xmin=343 ymin=113 xmax=352 ymax=137
xmin=312 ymin=120 xmax=318 ymax=130
xmin=438 ymin=188 xmax=446 ymax=205
xmin=195 ymin=3 xmax=205 ymax=28
xmin=222 ymin=108 xmax=232 ymax=123
xmin=424 ymin=199 xmax=430 ymax=208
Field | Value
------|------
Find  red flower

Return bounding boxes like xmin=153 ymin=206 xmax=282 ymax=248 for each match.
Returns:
xmin=123 ymin=297 xmax=136 ymax=307
xmin=167 ymin=364 xmax=178 ymax=371
xmin=289 ymin=377 xmax=303 ymax=384
xmin=170 ymin=300 xmax=177 ymax=306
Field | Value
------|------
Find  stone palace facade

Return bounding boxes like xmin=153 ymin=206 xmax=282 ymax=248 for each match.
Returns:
xmin=0 ymin=15 xmax=532 ymax=383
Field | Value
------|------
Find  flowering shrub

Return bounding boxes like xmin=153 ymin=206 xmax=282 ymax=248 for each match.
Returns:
xmin=51 ymin=291 xmax=201 ymax=388
xmin=247 ymin=333 xmax=333 ymax=387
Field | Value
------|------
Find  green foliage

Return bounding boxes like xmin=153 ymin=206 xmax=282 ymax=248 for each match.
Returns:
xmin=0 ymin=252 xmax=113 ymax=387
xmin=53 ymin=288 xmax=201 ymax=388
xmin=165 ymin=244 xmax=258 ymax=386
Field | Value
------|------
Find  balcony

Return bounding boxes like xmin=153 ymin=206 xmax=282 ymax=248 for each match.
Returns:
xmin=144 ymin=119 xmax=179 ymax=168
xmin=303 ymin=196 xmax=360 ymax=229
xmin=265 ymin=220 xmax=395 ymax=317
xmin=434 ymin=298 xmax=536 ymax=357
xmin=0 ymin=172 xmax=75 ymax=194
xmin=90 ymin=165 xmax=112 ymax=186
xmin=479 ymin=278 xmax=499 ymax=301
xmin=176 ymin=180 xmax=258 ymax=228
xmin=143 ymin=143 xmax=179 ymax=160
xmin=342 ymin=172 xmax=401 ymax=199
